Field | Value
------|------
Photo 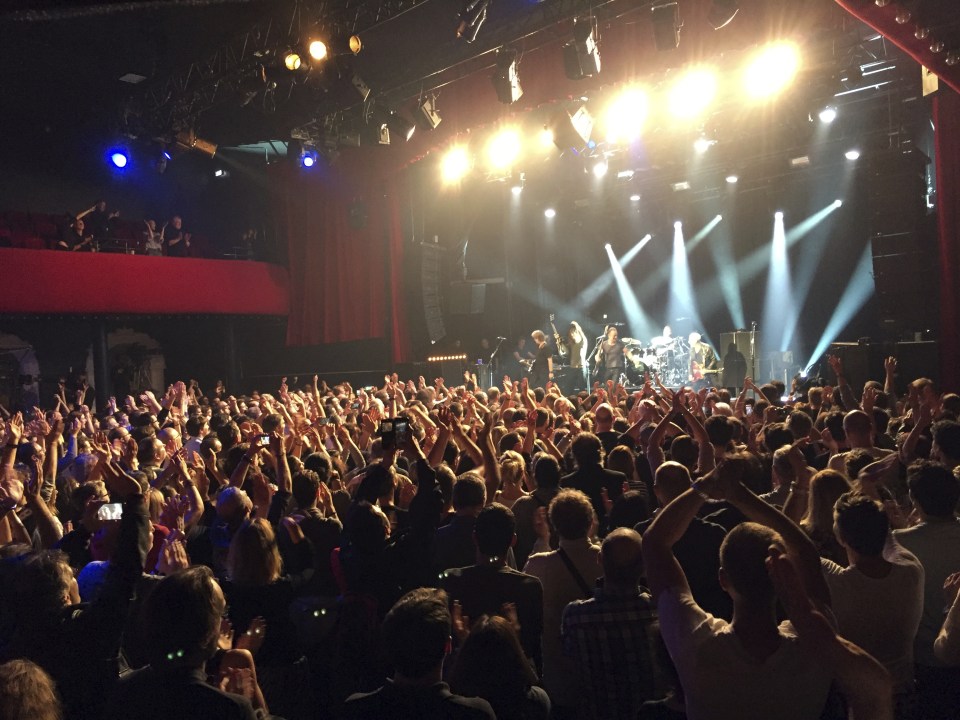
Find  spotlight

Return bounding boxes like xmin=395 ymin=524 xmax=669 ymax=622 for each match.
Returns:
xmin=605 ymin=87 xmax=649 ymax=143
xmin=715 ymin=214 xmax=723 ymax=221
xmin=707 ymin=0 xmax=739 ymax=30
xmin=563 ymin=17 xmax=601 ymax=80
xmin=487 ymin=128 xmax=522 ymax=169
xmin=630 ymin=194 xmax=641 ymax=201
xmin=511 ymin=185 xmax=523 ymax=196
xmin=789 ymin=155 xmax=811 ymax=168
xmin=668 ymin=67 xmax=717 ymax=119
xmin=845 ymin=149 xmax=860 ymax=160
xmin=308 ymin=40 xmax=328 ymax=61
xmin=457 ymin=0 xmax=489 ymax=43
xmin=592 ymin=159 xmax=608 ymax=178
xmin=775 ymin=211 xmax=783 ymax=220
xmin=540 ymin=127 xmax=555 ymax=147
xmin=385 ymin=111 xmax=416 ymax=142
xmin=300 ymin=147 xmax=318 ymax=167
xmin=725 ymin=174 xmax=739 ymax=184
xmin=416 ymin=95 xmax=442 ymax=130
xmin=671 ymin=181 xmax=691 ymax=192
xmin=109 ymin=151 xmax=129 ymax=168
xmin=744 ymin=42 xmax=801 ymax=100
xmin=492 ymin=49 xmax=523 ymax=104
xmin=693 ymin=136 xmax=713 ymax=154
xmin=284 ymin=51 xmax=302 ymax=71
xmin=549 ymin=105 xmax=594 ymax=151
xmin=818 ymin=106 xmax=837 ymax=123
xmin=604 ymin=243 xmax=612 ymax=249
xmin=544 ymin=208 xmax=557 ymax=218
xmin=674 ymin=220 xmax=682 ymax=228
xmin=650 ymin=2 xmax=681 ymax=51
xmin=441 ymin=146 xmax=471 ymax=184
xmin=329 ymin=35 xmax=363 ymax=55
xmin=618 ymin=170 xmax=635 ymax=179
xmin=833 ymin=199 xmax=843 ymax=207
xmin=214 ymin=168 xmax=230 ymax=178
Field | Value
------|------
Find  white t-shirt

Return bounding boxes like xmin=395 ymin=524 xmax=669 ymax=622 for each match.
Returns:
xmin=820 ymin=547 xmax=924 ymax=689
xmin=892 ymin=519 xmax=960 ymax=667
xmin=657 ymin=587 xmax=833 ymax=720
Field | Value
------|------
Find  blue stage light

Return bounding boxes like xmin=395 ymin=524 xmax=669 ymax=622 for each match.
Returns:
xmin=110 ymin=151 xmax=129 ymax=168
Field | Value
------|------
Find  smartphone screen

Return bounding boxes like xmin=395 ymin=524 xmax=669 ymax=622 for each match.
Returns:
xmin=257 ymin=434 xmax=271 ymax=447
xmin=745 ymin=405 xmax=753 ymax=416
xmin=97 ymin=503 xmax=124 ymax=521
xmin=316 ymin=417 xmax=331 ymax=426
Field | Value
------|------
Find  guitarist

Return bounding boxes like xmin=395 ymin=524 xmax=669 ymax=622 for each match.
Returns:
xmin=529 ymin=330 xmax=554 ymax=388
xmin=688 ymin=331 xmax=719 ymax=389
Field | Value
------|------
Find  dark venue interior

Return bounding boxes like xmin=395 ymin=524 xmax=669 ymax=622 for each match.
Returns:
xmin=1 ymin=0 xmax=960 ymax=719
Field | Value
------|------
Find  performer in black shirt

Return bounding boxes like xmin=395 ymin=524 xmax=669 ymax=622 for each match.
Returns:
xmin=529 ymin=330 xmax=553 ymax=388
xmin=594 ymin=325 xmax=626 ymax=384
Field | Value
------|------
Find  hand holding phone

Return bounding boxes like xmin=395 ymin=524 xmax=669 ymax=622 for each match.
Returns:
xmin=97 ymin=503 xmax=124 ymax=521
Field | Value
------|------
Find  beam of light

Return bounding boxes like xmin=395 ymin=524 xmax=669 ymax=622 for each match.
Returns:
xmin=778 ymin=200 xmax=845 ymax=351
xmin=687 ymin=214 xmax=722 ymax=252
xmin=606 ymin=242 xmax=657 ymax=341
xmin=488 ymin=127 xmax=522 ymax=170
xmin=666 ymin=222 xmax=704 ymax=338
xmin=706 ymin=215 xmax=746 ymax=329
xmin=441 ymin=145 xmax=471 ymax=184
xmin=760 ymin=212 xmax=792 ymax=352
xmin=803 ymin=243 xmax=875 ymax=372
xmin=568 ymin=234 xmax=652 ymax=313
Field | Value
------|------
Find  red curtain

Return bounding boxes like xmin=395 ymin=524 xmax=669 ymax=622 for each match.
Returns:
xmin=934 ymin=88 xmax=960 ymax=391
xmin=277 ymin=161 xmax=410 ymax=361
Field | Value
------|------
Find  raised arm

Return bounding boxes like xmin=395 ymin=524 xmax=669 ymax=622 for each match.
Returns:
xmin=641 ymin=487 xmax=700 ymax=601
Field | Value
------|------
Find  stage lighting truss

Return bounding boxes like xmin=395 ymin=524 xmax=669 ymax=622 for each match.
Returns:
xmin=492 ymin=48 xmax=523 ymax=104
xmin=563 ymin=17 xmax=601 ymax=80
xmin=417 ymin=95 xmax=442 ymax=130
xmin=457 ymin=0 xmax=489 ymax=43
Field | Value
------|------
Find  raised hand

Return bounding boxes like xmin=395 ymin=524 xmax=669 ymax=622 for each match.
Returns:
xmin=451 ymin=600 xmax=471 ymax=644
xmin=155 ymin=532 xmax=190 ymax=575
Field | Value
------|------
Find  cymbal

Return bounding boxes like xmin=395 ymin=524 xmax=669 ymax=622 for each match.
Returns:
xmin=650 ymin=336 xmax=674 ymax=347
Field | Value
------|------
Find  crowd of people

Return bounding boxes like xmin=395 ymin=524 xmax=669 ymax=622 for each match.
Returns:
xmin=54 ymin=201 xmax=193 ymax=257
xmin=0 ymin=355 xmax=959 ymax=720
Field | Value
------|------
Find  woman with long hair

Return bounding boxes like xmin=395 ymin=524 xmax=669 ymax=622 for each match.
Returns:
xmin=800 ymin=469 xmax=851 ymax=566
xmin=449 ymin=614 xmax=550 ymax=720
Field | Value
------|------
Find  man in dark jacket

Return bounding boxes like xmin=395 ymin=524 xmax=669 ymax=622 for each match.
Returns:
xmin=561 ymin=432 xmax=626 ymax=535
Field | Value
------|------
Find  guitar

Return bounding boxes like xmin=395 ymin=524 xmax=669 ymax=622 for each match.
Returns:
xmin=549 ymin=313 xmax=568 ymax=358
xmin=690 ymin=361 xmax=722 ymax=382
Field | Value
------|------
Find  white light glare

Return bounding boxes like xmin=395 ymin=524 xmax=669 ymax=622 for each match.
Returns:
xmin=775 ymin=211 xmax=784 ymax=220
xmin=674 ymin=220 xmax=683 ymax=229
xmin=833 ymin=198 xmax=843 ymax=207
xmin=693 ymin=137 xmax=713 ymax=154
xmin=544 ymin=208 xmax=557 ymax=218
xmin=715 ymin=214 xmax=723 ymax=221
xmin=668 ymin=68 xmax=718 ymax=119
xmin=605 ymin=87 xmax=649 ymax=143
xmin=744 ymin=42 xmax=801 ymax=100
xmin=845 ymin=149 xmax=861 ymax=160
xmin=726 ymin=174 xmax=739 ymax=184
xmin=488 ymin=129 xmax=522 ymax=169
xmin=604 ymin=243 xmax=612 ymax=249
xmin=818 ymin=106 xmax=837 ymax=123
xmin=592 ymin=159 xmax=608 ymax=178
xmin=629 ymin=194 xmax=641 ymax=202
xmin=511 ymin=185 xmax=523 ymax=196
xmin=442 ymin=146 xmax=471 ymax=184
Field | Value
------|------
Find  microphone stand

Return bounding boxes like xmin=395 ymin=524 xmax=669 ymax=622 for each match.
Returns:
xmin=749 ymin=322 xmax=758 ymax=382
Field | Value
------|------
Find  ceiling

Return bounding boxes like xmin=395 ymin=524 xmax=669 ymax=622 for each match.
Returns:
xmin=1 ymin=0 xmax=957 ymax=161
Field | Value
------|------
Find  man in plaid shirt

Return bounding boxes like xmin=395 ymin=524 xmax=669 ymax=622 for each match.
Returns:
xmin=561 ymin=528 xmax=666 ymax=720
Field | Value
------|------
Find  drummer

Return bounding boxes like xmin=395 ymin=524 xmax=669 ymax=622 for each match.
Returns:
xmin=650 ymin=325 xmax=674 ymax=349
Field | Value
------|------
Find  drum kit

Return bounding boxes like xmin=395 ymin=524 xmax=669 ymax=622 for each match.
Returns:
xmin=622 ymin=335 xmax=689 ymax=386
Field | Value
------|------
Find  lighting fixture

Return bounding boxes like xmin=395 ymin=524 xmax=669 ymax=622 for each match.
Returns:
xmin=284 ymin=51 xmax=302 ymax=71
xmin=492 ymin=49 xmax=523 ymax=104
xmin=845 ymin=149 xmax=860 ymax=160
xmin=744 ymin=42 xmax=801 ymax=100
xmin=416 ymin=95 xmax=442 ymax=130
xmin=174 ymin=129 xmax=218 ymax=158
xmin=540 ymin=127 xmax=555 ymax=148
xmin=650 ymin=2 xmax=681 ymax=51
xmin=630 ymin=194 xmax=641 ymax=201
xmin=563 ymin=17 xmax=601 ymax=80
xmin=707 ymin=0 xmax=739 ymax=30
xmin=549 ymin=105 xmax=594 ymax=151
xmin=725 ymin=174 xmax=739 ymax=184
xmin=789 ymin=155 xmax=811 ymax=168
xmin=457 ymin=0 xmax=489 ymax=43
xmin=441 ymin=146 xmax=471 ymax=184
xmin=818 ymin=106 xmax=837 ymax=123
xmin=833 ymin=199 xmax=843 ymax=207
xmin=427 ymin=354 xmax=468 ymax=362
xmin=693 ymin=136 xmax=713 ymax=154
xmin=109 ymin=151 xmax=129 ymax=168
xmin=674 ymin=220 xmax=683 ymax=228
xmin=617 ymin=170 xmax=635 ymax=179
xmin=511 ymin=185 xmax=523 ymax=196
xmin=214 ymin=168 xmax=229 ymax=178
xmin=385 ymin=110 xmax=416 ymax=142
xmin=544 ymin=208 xmax=557 ymax=218
xmin=671 ymin=181 xmax=690 ymax=191
xmin=300 ymin=146 xmax=318 ymax=167
xmin=487 ymin=128 xmax=522 ymax=169
xmin=668 ymin=67 xmax=717 ymax=119
xmin=605 ymin=87 xmax=648 ymax=143
xmin=308 ymin=40 xmax=328 ymax=61
xmin=592 ymin=159 xmax=608 ymax=178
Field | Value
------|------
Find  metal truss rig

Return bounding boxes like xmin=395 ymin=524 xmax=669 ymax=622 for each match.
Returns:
xmin=123 ymin=0 xmax=428 ymax=138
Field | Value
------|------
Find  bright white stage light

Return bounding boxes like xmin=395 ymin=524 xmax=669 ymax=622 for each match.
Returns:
xmin=668 ymin=67 xmax=718 ymax=119
xmin=592 ymin=159 xmax=608 ymax=178
xmin=833 ymin=199 xmax=843 ymax=207
xmin=818 ymin=106 xmax=837 ymax=123
xmin=693 ymin=137 xmax=713 ymax=154
xmin=605 ymin=87 xmax=649 ymax=143
xmin=630 ymin=194 xmax=641 ymax=202
xmin=441 ymin=146 xmax=471 ymax=183
xmin=487 ymin=128 xmax=521 ymax=169
xmin=726 ymin=174 xmax=739 ymax=184
xmin=845 ymin=149 xmax=860 ymax=160
xmin=544 ymin=207 xmax=557 ymax=218
xmin=775 ymin=211 xmax=784 ymax=220
xmin=744 ymin=42 xmax=801 ymax=100
xmin=511 ymin=185 xmax=523 ymax=196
